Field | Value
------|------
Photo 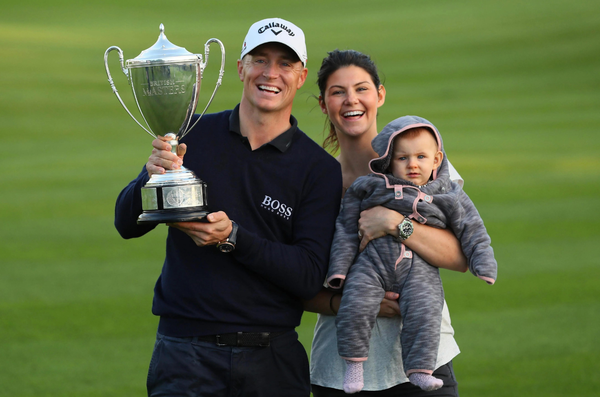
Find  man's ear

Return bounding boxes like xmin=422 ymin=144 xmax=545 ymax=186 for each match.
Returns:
xmin=296 ymin=67 xmax=308 ymax=89
xmin=237 ymin=59 xmax=245 ymax=81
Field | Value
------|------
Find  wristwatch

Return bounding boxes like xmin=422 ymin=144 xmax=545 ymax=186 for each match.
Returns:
xmin=216 ymin=221 xmax=238 ymax=253
xmin=397 ymin=217 xmax=414 ymax=242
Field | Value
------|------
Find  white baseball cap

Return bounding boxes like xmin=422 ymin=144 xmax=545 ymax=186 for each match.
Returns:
xmin=240 ymin=18 xmax=307 ymax=66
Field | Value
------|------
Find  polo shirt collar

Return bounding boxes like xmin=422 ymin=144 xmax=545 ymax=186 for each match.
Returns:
xmin=229 ymin=104 xmax=297 ymax=152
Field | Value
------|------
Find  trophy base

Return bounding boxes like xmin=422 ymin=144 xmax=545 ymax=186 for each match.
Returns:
xmin=138 ymin=166 xmax=209 ymax=225
xmin=137 ymin=208 xmax=209 ymax=224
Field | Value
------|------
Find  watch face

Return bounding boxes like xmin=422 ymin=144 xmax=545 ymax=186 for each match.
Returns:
xmin=398 ymin=219 xmax=414 ymax=241
xmin=218 ymin=242 xmax=235 ymax=253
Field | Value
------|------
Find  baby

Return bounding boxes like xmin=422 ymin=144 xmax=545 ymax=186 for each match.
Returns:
xmin=327 ymin=115 xmax=497 ymax=393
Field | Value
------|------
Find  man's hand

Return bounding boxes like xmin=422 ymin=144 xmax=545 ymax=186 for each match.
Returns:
xmin=378 ymin=291 xmax=401 ymax=318
xmin=146 ymin=135 xmax=187 ymax=176
xmin=167 ymin=211 xmax=233 ymax=247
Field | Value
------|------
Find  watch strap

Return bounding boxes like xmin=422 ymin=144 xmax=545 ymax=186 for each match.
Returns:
xmin=217 ymin=221 xmax=238 ymax=253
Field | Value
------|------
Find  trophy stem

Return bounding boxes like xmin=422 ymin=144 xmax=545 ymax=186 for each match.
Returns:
xmin=165 ymin=132 xmax=180 ymax=155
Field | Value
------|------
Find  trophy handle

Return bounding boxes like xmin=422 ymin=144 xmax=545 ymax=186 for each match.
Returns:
xmin=183 ymin=38 xmax=226 ymax=139
xmin=104 ymin=46 xmax=156 ymax=138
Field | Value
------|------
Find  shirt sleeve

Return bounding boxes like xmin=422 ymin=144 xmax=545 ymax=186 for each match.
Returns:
xmin=446 ymin=158 xmax=464 ymax=188
xmin=326 ymin=184 xmax=364 ymax=289
xmin=114 ymin=166 xmax=157 ymax=239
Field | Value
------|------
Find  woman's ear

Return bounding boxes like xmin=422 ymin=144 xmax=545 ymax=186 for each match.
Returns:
xmin=377 ymin=85 xmax=386 ymax=108
xmin=319 ymin=95 xmax=328 ymax=114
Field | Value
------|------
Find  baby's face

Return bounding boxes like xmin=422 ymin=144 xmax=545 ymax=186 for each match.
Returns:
xmin=390 ymin=131 xmax=442 ymax=186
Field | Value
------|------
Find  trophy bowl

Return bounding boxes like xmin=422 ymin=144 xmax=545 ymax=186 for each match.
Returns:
xmin=104 ymin=24 xmax=225 ymax=224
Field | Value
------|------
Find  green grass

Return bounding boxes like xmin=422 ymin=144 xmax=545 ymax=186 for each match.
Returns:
xmin=1 ymin=0 xmax=599 ymax=395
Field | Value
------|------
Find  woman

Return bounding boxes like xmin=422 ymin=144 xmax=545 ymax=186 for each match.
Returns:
xmin=306 ymin=50 xmax=468 ymax=396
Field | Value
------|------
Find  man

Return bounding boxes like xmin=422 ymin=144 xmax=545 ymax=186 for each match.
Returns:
xmin=114 ymin=18 xmax=342 ymax=397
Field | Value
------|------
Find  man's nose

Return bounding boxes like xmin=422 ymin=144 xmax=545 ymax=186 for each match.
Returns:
xmin=262 ymin=62 xmax=279 ymax=78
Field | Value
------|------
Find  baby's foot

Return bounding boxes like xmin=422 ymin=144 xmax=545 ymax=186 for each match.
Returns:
xmin=343 ymin=361 xmax=364 ymax=394
xmin=408 ymin=372 xmax=443 ymax=391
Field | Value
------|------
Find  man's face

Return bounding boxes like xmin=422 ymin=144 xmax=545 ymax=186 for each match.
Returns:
xmin=237 ymin=43 xmax=308 ymax=114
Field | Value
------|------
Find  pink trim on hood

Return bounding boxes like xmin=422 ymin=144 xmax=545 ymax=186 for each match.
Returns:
xmin=369 ymin=123 xmax=443 ymax=180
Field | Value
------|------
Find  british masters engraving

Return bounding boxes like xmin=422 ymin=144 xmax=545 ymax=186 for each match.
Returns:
xmin=142 ymin=79 xmax=187 ymax=97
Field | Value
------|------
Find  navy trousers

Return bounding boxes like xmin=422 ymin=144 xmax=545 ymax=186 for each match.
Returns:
xmin=147 ymin=331 xmax=310 ymax=397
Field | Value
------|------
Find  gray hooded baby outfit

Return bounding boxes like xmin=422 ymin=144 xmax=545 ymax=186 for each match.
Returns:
xmin=327 ymin=115 xmax=497 ymax=376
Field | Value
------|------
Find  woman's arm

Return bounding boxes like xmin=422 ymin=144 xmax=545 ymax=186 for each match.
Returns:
xmin=304 ymin=288 xmax=401 ymax=317
xmin=358 ymin=206 xmax=468 ymax=272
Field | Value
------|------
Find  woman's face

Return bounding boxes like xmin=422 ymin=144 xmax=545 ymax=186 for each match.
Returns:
xmin=319 ymin=65 xmax=385 ymax=139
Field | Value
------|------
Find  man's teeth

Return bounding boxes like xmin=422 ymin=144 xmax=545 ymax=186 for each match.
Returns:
xmin=344 ymin=111 xmax=364 ymax=117
xmin=259 ymin=85 xmax=281 ymax=93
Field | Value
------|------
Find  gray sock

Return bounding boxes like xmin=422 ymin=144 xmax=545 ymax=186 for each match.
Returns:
xmin=408 ymin=372 xmax=444 ymax=391
xmin=343 ymin=361 xmax=364 ymax=394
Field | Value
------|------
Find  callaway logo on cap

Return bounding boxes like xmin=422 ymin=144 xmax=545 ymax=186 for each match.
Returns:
xmin=240 ymin=18 xmax=307 ymax=66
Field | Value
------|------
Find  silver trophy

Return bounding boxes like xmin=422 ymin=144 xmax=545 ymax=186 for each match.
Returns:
xmin=104 ymin=24 xmax=225 ymax=224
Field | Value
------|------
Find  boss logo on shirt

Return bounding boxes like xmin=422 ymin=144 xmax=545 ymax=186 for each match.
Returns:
xmin=261 ymin=195 xmax=293 ymax=220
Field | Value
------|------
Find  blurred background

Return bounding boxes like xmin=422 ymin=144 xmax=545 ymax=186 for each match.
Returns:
xmin=1 ymin=0 xmax=599 ymax=395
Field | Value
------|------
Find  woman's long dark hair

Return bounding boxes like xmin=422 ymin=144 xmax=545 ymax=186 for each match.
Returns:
xmin=317 ymin=50 xmax=382 ymax=153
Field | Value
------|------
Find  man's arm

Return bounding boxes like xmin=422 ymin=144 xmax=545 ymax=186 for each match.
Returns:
xmin=304 ymin=288 xmax=401 ymax=318
xmin=114 ymin=166 xmax=156 ymax=239
xmin=115 ymin=135 xmax=186 ymax=239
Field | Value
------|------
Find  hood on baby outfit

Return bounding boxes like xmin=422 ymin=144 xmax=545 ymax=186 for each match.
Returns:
xmin=369 ymin=115 xmax=448 ymax=186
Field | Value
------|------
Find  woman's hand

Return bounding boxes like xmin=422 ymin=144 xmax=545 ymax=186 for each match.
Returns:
xmin=167 ymin=211 xmax=232 ymax=247
xmin=357 ymin=206 xmax=403 ymax=252
xmin=146 ymin=135 xmax=187 ymax=176
xmin=357 ymin=206 xmax=468 ymax=272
